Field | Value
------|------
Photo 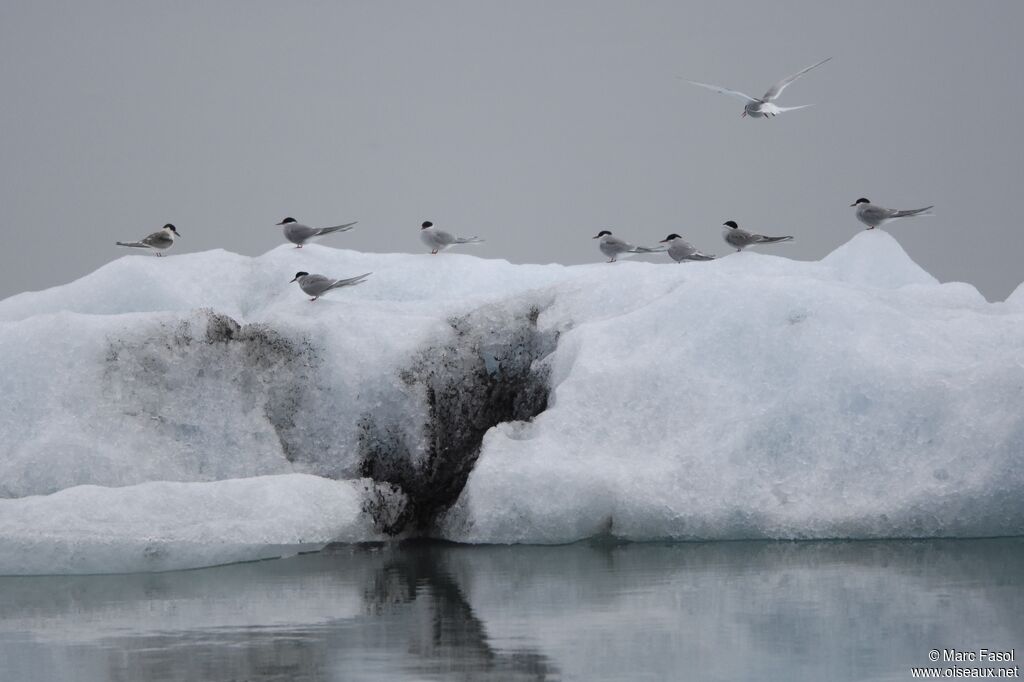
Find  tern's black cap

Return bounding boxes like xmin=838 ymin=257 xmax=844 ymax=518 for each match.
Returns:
xmin=723 ymin=220 xmax=738 ymax=229
xmin=421 ymin=221 xmax=433 ymax=229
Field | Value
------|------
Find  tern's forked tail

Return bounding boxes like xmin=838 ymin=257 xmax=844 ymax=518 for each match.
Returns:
xmin=316 ymin=221 xmax=358 ymax=236
xmin=328 ymin=272 xmax=372 ymax=290
xmin=894 ymin=206 xmax=934 ymax=218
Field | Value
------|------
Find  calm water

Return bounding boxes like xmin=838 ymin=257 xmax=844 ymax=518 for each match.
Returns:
xmin=0 ymin=538 xmax=1021 ymax=681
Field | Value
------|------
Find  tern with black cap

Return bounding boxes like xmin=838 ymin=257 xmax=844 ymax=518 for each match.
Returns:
xmin=276 ymin=217 xmax=357 ymax=248
xmin=116 ymin=224 xmax=180 ymax=256
xmin=289 ymin=271 xmax=371 ymax=301
xmin=850 ymin=198 xmax=934 ymax=230
xmin=419 ymin=221 xmax=483 ymax=254
xmin=593 ymin=230 xmax=664 ymax=263
xmin=659 ymin=234 xmax=716 ymax=263
xmin=721 ymin=221 xmax=793 ymax=251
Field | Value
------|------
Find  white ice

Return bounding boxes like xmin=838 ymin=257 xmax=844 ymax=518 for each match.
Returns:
xmin=439 ymin=233 xmax=1024 ymax=542
xmin=0 ymin=232 xmax=1022 ymax=573
xmin=0 ymin=474 xmax=373 ymax=574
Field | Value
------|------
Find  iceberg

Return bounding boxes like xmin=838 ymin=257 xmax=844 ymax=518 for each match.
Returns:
xmin=0 ymin=474 xmax=374 ymax=574
xmin=1 ymin=232 xmax=1022 ymax=573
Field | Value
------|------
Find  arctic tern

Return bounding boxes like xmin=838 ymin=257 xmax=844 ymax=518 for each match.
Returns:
xmin=116 ymin=224 xmax=180 ymax=256
xmin=686 ymin=57 xmax=832 ymax=119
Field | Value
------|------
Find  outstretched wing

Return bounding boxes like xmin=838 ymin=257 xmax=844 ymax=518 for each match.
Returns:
xmin=762 ymin=57 xmax=832 ymax=102
xmin=774 ymin=104 xmax=814 ymax=113
xmin=685 ymin=80 xmax=759 ymax=103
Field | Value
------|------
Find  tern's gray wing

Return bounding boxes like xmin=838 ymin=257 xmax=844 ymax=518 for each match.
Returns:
xmin=762 ymin=57 xmax=832 ymax=102
xmin=667 ymin=241 xmax=690 ymax=261
xmin=432 ymin=230 xmax=459 ymax=246
xmin=858 ymin=204 xmax=899 ymax=225
xmin=724 ymin=230 xmax=751 ymax=248
xmin=284 ymin=224 xmax=319 ymax=244
xmin=686 ymin=80 xmax=759 ymax=103
xmin=668 ymin=240 xmax=701 ymax=261
xmin=599 ymin=237 xmax=631 ymax=259
xmin=284 ymin=223 xmax=320 ymax=245
xmin=140 ymin=231 xmax=174 ymax=249
xmin=298 ymin=275 xmax=335 ymax=296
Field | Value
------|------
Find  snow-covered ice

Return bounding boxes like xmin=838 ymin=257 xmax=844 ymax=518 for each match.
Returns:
xmin=1 ymin=232 xmax=1022 ymax=573
xmin=0 ymin=474 xmax=373 ymax=574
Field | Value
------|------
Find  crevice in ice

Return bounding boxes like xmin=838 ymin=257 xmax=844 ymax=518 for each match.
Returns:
xmin=357 ymin=301 xmax=558 ymax=535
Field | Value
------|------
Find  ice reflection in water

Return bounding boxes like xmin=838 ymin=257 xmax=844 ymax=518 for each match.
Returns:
xmin=0 ymin=539 xmax=1022 ymax=682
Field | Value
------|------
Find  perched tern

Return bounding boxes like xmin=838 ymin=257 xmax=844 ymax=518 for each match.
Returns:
xmin=289 ymin=271 xmax=371 ymax=301
xmin=851 ymin=198 xmax=933 ymax=230
xmin=276 ymin=217 xmax=357 ymax=248
xmin=419 ymin=221 xmax=483 ymax=254
xmin=659 ymin=234 xmax=716 ymax=263
xmin=116 ymin=224 xmax=179 ymax=256
xmin=593 ymin=230 xmax=664 ymax=263
xmin=686 ymin=57 xmax=832 ymax=119
xmin=722 ymin=221 xmax=793 ymax=251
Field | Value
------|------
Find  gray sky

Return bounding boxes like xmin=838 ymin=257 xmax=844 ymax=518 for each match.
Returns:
xmin=1 ymin=1 xmax=1022 ymax=300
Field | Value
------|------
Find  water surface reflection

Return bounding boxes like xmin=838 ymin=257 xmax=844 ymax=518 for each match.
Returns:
xmin=0 ymin=539 xmax=1021 ymax=681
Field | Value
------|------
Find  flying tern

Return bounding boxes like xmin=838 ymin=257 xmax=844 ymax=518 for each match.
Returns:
xmin=686 ymin=57 xmax=832 ymax=119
